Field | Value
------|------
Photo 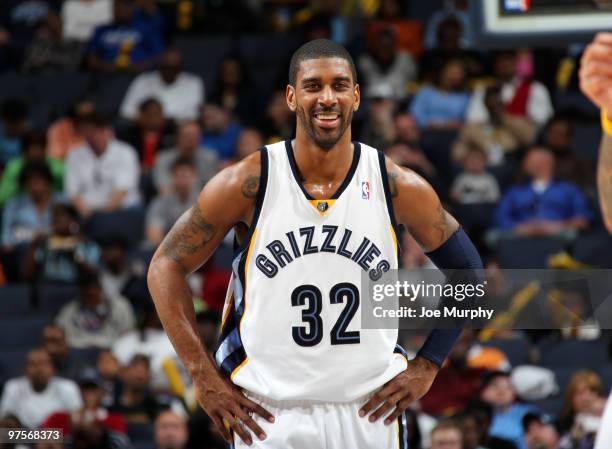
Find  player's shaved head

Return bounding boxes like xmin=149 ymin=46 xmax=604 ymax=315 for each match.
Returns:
xmin=289 ymin=39 xmax=357 ymax=86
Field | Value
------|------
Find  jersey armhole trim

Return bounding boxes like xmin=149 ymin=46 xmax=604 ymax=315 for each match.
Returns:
xmin=234 ymin=147 xmax=269 ymax=256
xmin=377 ymin=151 xmax=402 ymax=255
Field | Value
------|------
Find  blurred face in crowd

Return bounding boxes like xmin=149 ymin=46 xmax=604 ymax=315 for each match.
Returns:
xmin=114 ymin=0 xmax=133 ymax=24
xmin=101 ymin=242 xmax=126 ymax=273
xmin=524 ymin=420 xmax=559 ymax=449
xmin=83 ymin=124 xmax=112 ymax=156
xmin=24 ymin=139 xmax=46 ymax=162
xmin=372 ymin=30 xmax=396 ymax=63
xmin=572 ymin=380 xmax=601 ymax=414
xmin=379 ymin=0 xmax=401 ymax=19
xmin=172 ymin=163 xmax=197 ymax=197
xmin=122 ymin=358 xmax=151 ymax=391
xmin=80 ymin=384 xmax=104 ymax=410
xmin=236 ymin=128 xmax=264 ymax=160
xmin=522 ymin=147 xmax=555 ymax=180
xmin=139 ymin=101 xmax=165 ymax=132
xmin=460 ymin=414 xmax=485 ymax=449
xmin=431 ymin=426 xmax=463 ymax=449
xmin=52 ymin=205 xmax=77 ymax=236
xmin=395 ymin=114 xmax=419 ymax=144
xmin=25 ymin=349 xmax=54 ymax=391
xmin=177 ymin=122 xmax=201 ymax=154
xmin=369 ymin=96 xmax=395 ymax=123
xmin=464 ymin=149 xmax=486 ymax=174
xmin=155 ymin=411 xmax=188 ymax=449
xmin=97 ymin=350 xmax=121 ymax=380
xmin=287 ymin=57 xmax=359 ymax=150
xmin=267 ymin=90 xmax=293 ymax=126
xmin=484 ymin=88 xmax=504 ymax=119
xmin=159 ymin=49 xmax=182 ymax=84
xmin=202 ymin=104 xmax=230 ymax=133
xmin=220 ymin=58 xmax=243 ymax=89
xmin=25 ymin=172 xmax=51 ymax=201
xmin=437 ymin=17 xmax=462 ymax=51
xmin=544 ymin=119 xmax=571 ymax=153
xmin=495 ymin=53 xmax=517 ymax=82
xmin=439 ymin=60 xmax=466 ymax=91
xmin=481 ymin=375 xmax=515 ymax=408
xmin=79 ymin=281 xmax=104 ymax=309
xmin=41 ymin=325 xmax=68 ymax=360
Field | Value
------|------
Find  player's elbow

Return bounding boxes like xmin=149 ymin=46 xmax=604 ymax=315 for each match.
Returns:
xmin=147 ymin=251 xmax=186 ymax=297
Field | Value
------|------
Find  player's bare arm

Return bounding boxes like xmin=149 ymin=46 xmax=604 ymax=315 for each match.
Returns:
xmin=580 ymin=32 xmax=612 ymax=232
xmin=360 ymin=158 xmax=461 ymax=425
xmin=147 ymin=151 xmax=274 ymax=446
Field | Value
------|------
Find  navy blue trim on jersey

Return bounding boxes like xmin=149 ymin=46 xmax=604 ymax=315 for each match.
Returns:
xmin=377 ymin=151 xmax=402 ymax=255
xmin=214 ymin=147 xmax=268 ymax=378
xmin=398 ymin=410 xmax=409 ymax=449
xmin=284 ymin=140 xmax=362 ymax=200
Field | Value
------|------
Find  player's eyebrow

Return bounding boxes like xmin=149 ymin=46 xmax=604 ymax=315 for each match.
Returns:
xmin=301 ymin=76 xmax=352 ymax=84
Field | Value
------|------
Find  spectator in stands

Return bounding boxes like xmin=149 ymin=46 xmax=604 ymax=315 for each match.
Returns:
xmin=112 ymin=302 xmax=180 ymax=392
xmin=196 ymin=308 xmax=221 ymax=353
xmin=22 ymin=10 xmax=84 ymax=73
xmin=410 ymin=59 xmax=470 ymax=130
xmin=46 ymin=98 xmax=94 ymax=160
xmin=558 ymin=371 xmax=606 ymax=448
xmin=421 ymin=331 xmax=488 ymax=415
xmin=494 ymin=146 xmax=591 ymax=238
xmin=97 ymin=235 xmax=147 ymax=304
xmin=56 ymin=269 xmax=135 ymax=349
xmin=425 ymin=0 xmax=472 ymax=49
xmin=385 ymin=141 xmax=440 ymax=195
xmin=40 ymin=325 xmax=71 ymax=376
xmin=360 ymin=83 xmax=397 ymax=150
xmin=464 ymin=399 xmax=520 ymax=449
xmin=0 ymin=99 xmax=29 ymax=167
xmin=430 ymin=419 xmax=463 ymax=449
xmin=96 ymin=350 xmax=121 ymax=407
xmin=155 ymin=410 xmax=188 ymax=449
xmin=118 ymin=98 xmax=174 ymax=171
xmin=0 ymin=130 xmax=64 ymax=205
xmin=42 ymin=367 xmax=127 ymax=437
xmin=23 ymin=203 xmax=100 ymax=283
xmin=0 ymin=348 xmax=81 ymax=429
xmin=200 ymin=102 xmax=242 ymax=161
xmin=259 ymin=89 xmax=295 ymax=144
xmin=358 ymin=27 xmax=416 ymax=101
xmin=1 ymin=162 xmax=61 ymax=248
xmin=61 ymin=0 xmax=113 ymax=43
xmin=235 ymin=127 xmax=264 ymax=162
xmin=153 ymin=121 xmax=218 ymax=194
xmin=452 ymin=85 xmax=536 ymax=166
xmin=522 ymin=413 xmax=559 ymax=449
xmin=65 ymin=113 xmax=141 ymax=218
xmin=466 ymin=51 xmax=554 ymax=128
xmin=540 ymin=116 xmax=593 ymax=189
xmin=209 ymin=54 xmax=260 ymax=125
xmin=86 ymin=0 xmax=163 ymax=73
xmin=451 ymin=147 xmax=500 ymax=205
xmin=146 ymin=157 xmax=198 ymax=246
xmin=120 ymin=48 xmax=204 ymax=123
xmin=481 ymin=371 xmax=536 ymax=449
xmin=109 ymin=354 xmax=171 ymax=424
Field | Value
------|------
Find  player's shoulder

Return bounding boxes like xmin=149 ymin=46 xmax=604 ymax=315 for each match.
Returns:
xmin=382 ymin=154 xmax=430 ymax=191
xmin=206 ymin=148 xmax=264 ymax=199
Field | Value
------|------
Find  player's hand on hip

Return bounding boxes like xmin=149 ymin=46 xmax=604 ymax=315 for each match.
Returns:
xmin=194 ymin=372 xmax=275 ymax=446
xmin=580 ymin=32 xmax=612 ymax=114
xmin=358 ymin=355 xmax=438 ymax=425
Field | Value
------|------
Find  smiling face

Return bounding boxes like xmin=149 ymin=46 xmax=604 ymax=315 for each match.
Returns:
xmin=286 ymin=57 xmax=360 ymax=151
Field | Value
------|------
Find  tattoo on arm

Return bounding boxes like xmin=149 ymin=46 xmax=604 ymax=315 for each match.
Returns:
xmin=598 ymin=135 xmax=612 ymax=229
xmin=388 ymin=172 xmax=399 ymax=198
xmin=432 ymin=203 xmax=452 ymax=243
xmin=242 ymin=176 xmax=260 ymax=198
xmin=161 ymin=203 xmax=217 ymax=272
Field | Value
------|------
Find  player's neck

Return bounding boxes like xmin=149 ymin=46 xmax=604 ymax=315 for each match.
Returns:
xmin=292 ymin=130 xmax=354 ymax=183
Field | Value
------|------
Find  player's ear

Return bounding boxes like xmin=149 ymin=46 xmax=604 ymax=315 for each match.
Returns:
xmin=286 ymin=84 xmax=297 ymax=112
xmin=353 ymin=83 xmax=361 ymax=112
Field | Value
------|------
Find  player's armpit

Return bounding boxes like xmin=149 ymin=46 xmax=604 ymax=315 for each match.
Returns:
xmin=157 ymin=151 xmax=262 ymax=274
xmin=385 ymin=158 xmax=459 ymax=252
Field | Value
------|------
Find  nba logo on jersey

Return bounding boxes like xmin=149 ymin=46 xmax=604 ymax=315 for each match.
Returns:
xmin=362 ymin=181 xmax=371 ymax=200
xmin=504 ymin=0 xmax=530 ymax=12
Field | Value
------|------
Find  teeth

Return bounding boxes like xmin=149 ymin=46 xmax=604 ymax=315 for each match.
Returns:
xmin=315 ymin=114 xmax=339 ymax=120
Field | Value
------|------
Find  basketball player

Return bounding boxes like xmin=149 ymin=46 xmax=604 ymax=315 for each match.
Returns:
xmin=580 ymin=32 xmax=612 ymax=449
xmin=148 ymin=39 xmax=482 ymax=448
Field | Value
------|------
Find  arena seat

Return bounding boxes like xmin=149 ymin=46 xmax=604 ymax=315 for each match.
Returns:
xmin=35 ymin=283 xmax=79 ymax=316
xmin=174 ymin=36 xmax=233 ymax=88
xmin=571 ymin=232 xmax=612 ymax=268
xmin=0 ymin=317 xmax=52 ymax=349
xmin=571 ymin=123 xmax=602 ymax=162
xmin=0 ymin=71 xmax=34 ymax=103
xmin=85 ymin=208 xmax=146 ymax=249
xmin=419 ymin=129 xmax=459 ymax=182
xmin=29 ymin=72 xmax=91 ymax=124
xmin=0 ymin=350 xmax=28 ymax=385
xmin=90 ymin=73 xmax=136 ymax=115
xmin=497 ymin=236 xmax=567 ymax=269
xmin=539 ymin=338 xmax=609 ymax=369
xmin=483 ymin=337 xmax=531 ymax=367
xmin=530 ymin=396 xmax=564 ymax=418
xmin=127 ymin=422 xmax=155 ymax=444
xmin=0 ymin=285 xmax=32 ymax=316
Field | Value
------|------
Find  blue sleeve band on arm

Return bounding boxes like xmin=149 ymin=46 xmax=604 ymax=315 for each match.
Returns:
xmin=416 ymin=227 xmax=484 ymax=367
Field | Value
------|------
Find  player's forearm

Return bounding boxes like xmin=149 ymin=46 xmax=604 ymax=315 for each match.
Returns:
xmin=147 ymin=255 xmax=216 ymax=381
xmin=598 ymin=132 xmax=612 ymax=232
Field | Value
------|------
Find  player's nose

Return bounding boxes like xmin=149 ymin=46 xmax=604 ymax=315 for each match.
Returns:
xmin=317 ymin=85 xmax=337 ymax=107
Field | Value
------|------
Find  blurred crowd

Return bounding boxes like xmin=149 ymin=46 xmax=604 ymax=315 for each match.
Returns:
xmin=0 ymin=0 xmax=610 ymax=448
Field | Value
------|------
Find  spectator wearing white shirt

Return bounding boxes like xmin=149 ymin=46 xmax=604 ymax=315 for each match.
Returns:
xmin=0 ymin=348 xmax=81 ymax=429
xmin=120 ymin=48 xmax=204 ymax=123
xmin=65 ymin=113 xmax=140 ymax=218
xmin=61 ymin=0 xmax=113 ymax=42
xmin=466 ymin=50 xmax=553 ymax=127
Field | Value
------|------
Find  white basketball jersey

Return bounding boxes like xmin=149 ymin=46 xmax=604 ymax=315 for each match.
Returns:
xmin=215 ymin=140 xmax=408 ymax=402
